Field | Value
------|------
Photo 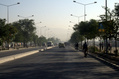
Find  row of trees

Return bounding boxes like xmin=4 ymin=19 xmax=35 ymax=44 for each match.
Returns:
xmin=70 ymin=19 xmax=99 ymax=45
xmin=69 ymin=3 xmax=119 ymax=53
xmin=0 ymin=19 xmax=61 ymax=49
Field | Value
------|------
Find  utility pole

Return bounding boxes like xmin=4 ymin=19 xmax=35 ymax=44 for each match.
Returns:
xmin=105 ymin=0 xmax=108 ymax=54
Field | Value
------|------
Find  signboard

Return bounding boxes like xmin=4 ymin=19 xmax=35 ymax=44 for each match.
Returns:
xmin=98 ymin=20 xmax=114 ymax=32
xmin=99 ymin=23 xmax=104 ymax=32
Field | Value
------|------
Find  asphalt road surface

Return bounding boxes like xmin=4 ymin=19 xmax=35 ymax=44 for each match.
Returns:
xmin=0 ymin=46 xmax=119 ymax=79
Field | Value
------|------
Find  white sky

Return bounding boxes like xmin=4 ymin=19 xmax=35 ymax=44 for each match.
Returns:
xmin=0 ymin=0 xmax=118 ymax=41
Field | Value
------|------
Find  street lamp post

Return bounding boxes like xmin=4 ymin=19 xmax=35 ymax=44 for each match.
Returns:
xmin=40 ymin=26 xmax=46 ymax=36
xmin=73 ymin=0 xmax=97 ymax=21
xmin=105 ymin=0 xmax=107 ymax=21
xmin=47 ymin=29 xmax=50 ymax=38
xmin=105 ymin=0 xmax=108 ymax=54
xmin=71 ymin=14 xmax=85 ymax=23
xmin=35 ymin=22 xmax=42 ymax=37
xmin=45 ymin=28 xmax=48 ymax=38
xmin=0 ymin=2 xmax=20 ymax=23
xmin=18 ymin=15 xmax=34 ymax=19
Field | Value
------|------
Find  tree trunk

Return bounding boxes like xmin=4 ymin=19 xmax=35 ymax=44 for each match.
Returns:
xmin=93 ymin=38 xmax=95 ymax=53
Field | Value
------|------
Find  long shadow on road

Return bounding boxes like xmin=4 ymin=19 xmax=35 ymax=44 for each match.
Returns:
xmin=0 ymin=61 xmax=119 ymax=79
xmin=0 ymin=47 xmax=119 ymax=79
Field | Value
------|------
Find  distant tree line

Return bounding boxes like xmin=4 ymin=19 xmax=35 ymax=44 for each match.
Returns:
xmin=0 ymin=19 xmax=61 ymax=49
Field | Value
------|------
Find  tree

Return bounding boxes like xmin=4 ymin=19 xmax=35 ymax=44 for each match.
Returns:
xmin=73 ymin=19 xmax=99 ymax=41
xmin=47 ymin=37 xmax=61 ymax=44
xmin=12 ymin=22 xmax=24 ymax=42
xmin=98 ymin=5 xmax=119 ymax=54
xmin=32 ymin=34 xmax=39 ymax=46
xmin=54 ymin=38 xmax=61 ymax=44
xmin=0 ymin=19 xmax=6 ymax=47
xmin=0 ymin=19 xmax=6 ymax=39
xmin=88 ymin=19 xmax=99 ymax=39
xmin=38 ymin=36 xmax=47 ymax=46
xmin=76 ymin=21 xmax=89 ymax=39
xmin=0 ymin=19 xmax=18 ymax=49
xmin=115 ymin=3 xmax=119 ymax=17
xmin=0 ymin=23 xmax=17 ymax=49
xmin=70 ymin=31 xmax=84 ymax=43
xmin=88 ymin=19 xmax=99 ymax=50
xmin=13 ymin=19 xmax=36 ymax=47
xmin=113 ymin=3 xmax=119 ymax=55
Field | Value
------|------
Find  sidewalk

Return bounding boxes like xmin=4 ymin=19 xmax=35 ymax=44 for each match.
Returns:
xmin=88 ymin=52 xmax=119 ymax=71
xmin=78 ymin=46 xmax=119 ymax=71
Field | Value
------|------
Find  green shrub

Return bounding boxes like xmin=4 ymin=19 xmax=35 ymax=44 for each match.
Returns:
xmin=88 ymin=46 xmax=99 ymax=53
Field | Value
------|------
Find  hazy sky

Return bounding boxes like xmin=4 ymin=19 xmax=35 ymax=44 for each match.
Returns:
xmin=0 ymin=0 xmax=118 ymax=41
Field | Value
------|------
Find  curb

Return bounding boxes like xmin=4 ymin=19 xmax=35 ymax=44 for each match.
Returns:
xmin=0 ymin=46 xmax=55 ymax=64
xmin=88 ymin=53 xmax=119 ymax=71
xmin=0 ymin=50 xmax=38 ymax=64
xmin=0 ymin=47 xmax=40 ymax=52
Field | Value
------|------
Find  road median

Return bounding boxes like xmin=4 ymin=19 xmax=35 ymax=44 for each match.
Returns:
xmin=0 ymin=46 xmax=55 ymax=64
xmin=0 ymin=50 xmax=38 ymax=64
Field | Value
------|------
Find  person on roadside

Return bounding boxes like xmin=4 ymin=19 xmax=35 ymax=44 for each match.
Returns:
xmin=83 ymin=42 xmax=88 ymax=57
xmin=108 ymin=42 xmax=112 ymax=53
xmin=101 ymin=42 xmax=103 ymax=50
xmin=99 ymin=42 xmax=102 ymax=51
xmin=75 ymin=42 xmax=79 ymax=50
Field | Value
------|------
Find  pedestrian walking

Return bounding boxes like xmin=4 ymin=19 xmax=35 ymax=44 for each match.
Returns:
xmin=108 ymin=43 xmax=112 ymax=53
xmin=101 ymin=42 xmax=103 ymax=50
xmin=83 ymin=42 xmax=88 ymax=57
xmin=99 ymin=42 xmax=102 ymax=51
xmin=75 ymin=42 xmax=79 ymax=50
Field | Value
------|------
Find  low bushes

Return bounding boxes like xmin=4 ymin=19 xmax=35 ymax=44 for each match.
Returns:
xmin=88 ymin=46 xmax=99 ymax=53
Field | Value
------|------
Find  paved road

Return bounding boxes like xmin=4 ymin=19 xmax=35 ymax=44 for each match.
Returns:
xmin=0 ymin=46 xmax=119 ymax=79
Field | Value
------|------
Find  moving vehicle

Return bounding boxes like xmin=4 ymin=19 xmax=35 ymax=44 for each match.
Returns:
xmin=59 ymin=43 xmax=65 ymax=48
xmin=47 ymin=41 xmax=54 ymax=47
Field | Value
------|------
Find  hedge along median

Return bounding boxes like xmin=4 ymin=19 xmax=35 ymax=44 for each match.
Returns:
xmin=0 ymin=50 xmax=38 ymax=64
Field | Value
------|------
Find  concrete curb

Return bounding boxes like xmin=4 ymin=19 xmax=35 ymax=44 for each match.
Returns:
xmin=46 ymin=46 xmax=54 ymax=49
xmin=88 ymin=53 xmax=119 ymax=71
xmin=0 ymin=46 xmax=55 ymax=64
xmin=39 ymin=46 xmax=54 ymax=52
xmin=0 ymin=50 xmax=38 ymax=64
xmin=0 ymin=47 xmax=40 ymax=53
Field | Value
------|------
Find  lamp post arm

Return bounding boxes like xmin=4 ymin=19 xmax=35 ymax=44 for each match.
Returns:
xmin=0 ymin=2 xmax=20 ymax=7
xmin=0 ymin=2 xmax=20 ymax=23
xmin=18 ymin=15 xmax=34 ymax=19
xmin=0 ymin=3 xmax=8 ymax=6
xmin=8 ymin=2 xmax=20 ymax=7
xmin=73 ymin=1 xmax=85 ymax=5
xmin=18 ymin=15 xmax=26 ymax=18
xmin=73 ymin=1 xmax=97 ymax=21
xmin=85 ymin=2 xmax=97 ymax=5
